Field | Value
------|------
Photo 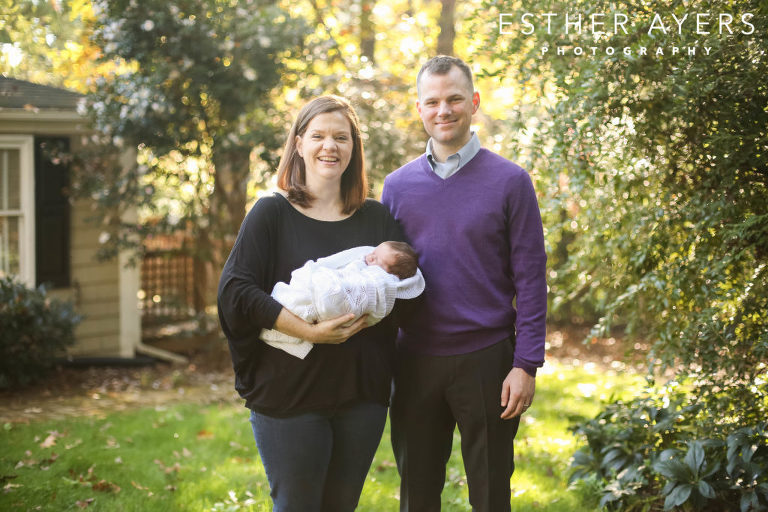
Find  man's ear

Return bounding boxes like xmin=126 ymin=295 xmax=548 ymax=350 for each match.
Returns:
xmin=472 ymin=91 xmax=480 ymax=113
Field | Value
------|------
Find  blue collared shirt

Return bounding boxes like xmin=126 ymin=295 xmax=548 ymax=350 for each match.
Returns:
xmin=425 ymin=132 xmax=482 ymax=179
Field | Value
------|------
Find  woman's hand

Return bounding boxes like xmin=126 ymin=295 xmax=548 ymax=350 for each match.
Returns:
xmin=308 ymin=313 xmax=369 ymax=344
xmin=272 ymin=308 xmax=368 ymax=345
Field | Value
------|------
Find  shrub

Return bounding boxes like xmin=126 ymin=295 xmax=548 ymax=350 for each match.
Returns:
xmin=570 ymin=390 xmax=768 ymax=511
xmin=0 ymin=276 xmax=81 ymax=388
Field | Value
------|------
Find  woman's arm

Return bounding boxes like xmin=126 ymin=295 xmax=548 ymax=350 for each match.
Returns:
xmin=218 ymin=199 xmax=284 ymax=337
xmin=273 ymin=308 xmax=368 ymax=344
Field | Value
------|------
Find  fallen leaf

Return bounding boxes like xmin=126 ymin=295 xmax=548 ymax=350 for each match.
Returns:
xmin=3 ymin=482 xmax=22 ymax=493
xmin=196 ymin=429 xmax=214 ymax=440
xmin=65 ymin=439 xmax=83 ymax=450
xmin=40 ymin=434 xmax=57 ymax=449
xmin=75 ymin=498 xmax=95 ymax=508
xmin=153 ymin=459 xmax=181 ymax=474
xmin=376 ymin=460 xmax=396 ymax=472
xmin=92 ymin=479 xmax=121 ymax=493
xmin=131 ymin=481 xmax=154 ymax=498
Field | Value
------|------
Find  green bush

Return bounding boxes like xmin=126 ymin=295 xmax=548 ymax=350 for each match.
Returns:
xmin=0 ymin=276 xmax=81 ymax=388
xmin=570 ymin=391 xmax=768 ymax=511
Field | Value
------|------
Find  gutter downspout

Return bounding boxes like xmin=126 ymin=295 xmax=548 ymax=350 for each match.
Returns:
xmin=134 ymin=340 xmax=188 ymax=364
xmin=117 ymin=157 xmax=189 ymax=365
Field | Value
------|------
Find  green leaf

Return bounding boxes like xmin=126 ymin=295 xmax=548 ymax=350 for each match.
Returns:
xmin=602 ymin=448 xmax=628 ymax=471
xmin=654 ymin=459 xmax=693 ymax=482
xmin=684 ymin=441 xmax=706 ymax=476
xmin=740 ymin=491 xmax=758 ymax=512
xmin=697 ymin=480 xmax=715 ymax=499
xmin=664 ymin=484 xmax=692 ymax=510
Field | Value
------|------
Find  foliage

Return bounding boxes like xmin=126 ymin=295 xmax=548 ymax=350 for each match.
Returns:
xmin=79 ymin=0 xmax=308 ymax=265
xmin=477 ymin=0 xmax=768 ymax=414
xmin=278 ymin=0 xmax=440 ymax=186
xmin=0 ymin=277 xmax=81 ymax=389
xmin=570 ymin=390 xmax=768 ymax=511
xmin=0 ymin=0 xmax=100 ymax=91
xmin=475 ymin=0 xmax=768 ymax=509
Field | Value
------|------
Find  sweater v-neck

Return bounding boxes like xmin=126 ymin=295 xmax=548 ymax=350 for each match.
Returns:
xmin=418 ymin=149 xmax=485 ymax=185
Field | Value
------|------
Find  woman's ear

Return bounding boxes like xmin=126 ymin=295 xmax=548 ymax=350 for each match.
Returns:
xmin=295 ymin=134 xmax=303 ymax=158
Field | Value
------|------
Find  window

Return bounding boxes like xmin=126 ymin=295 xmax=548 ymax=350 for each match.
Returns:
xmin=0 ymin=136 xmax=34 ymax=285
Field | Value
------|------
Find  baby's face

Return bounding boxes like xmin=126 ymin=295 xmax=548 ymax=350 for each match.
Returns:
xmin=365 ymin=243 xmax=398 ymax=273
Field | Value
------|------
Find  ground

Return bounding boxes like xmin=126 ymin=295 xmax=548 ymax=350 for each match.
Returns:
xmin=0 ymin=324 xmax=643 ymax=424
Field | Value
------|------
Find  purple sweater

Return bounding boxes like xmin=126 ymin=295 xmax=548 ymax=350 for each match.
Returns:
xmin=381 ymin=149 xmax=547 ymax=375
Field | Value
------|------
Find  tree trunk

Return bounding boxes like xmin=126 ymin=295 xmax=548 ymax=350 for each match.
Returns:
xmin=192 ymin=225 xmax=211 ymax=331
xmin=436 ymin=0 xmax=456 ymax=56
xmin=212 ymin=146 xmax=251 ymax=239
xmin=202 ymin=145 xmax=250 ymax=328
xmin=360 ymin=0 xmax=376 ymax=63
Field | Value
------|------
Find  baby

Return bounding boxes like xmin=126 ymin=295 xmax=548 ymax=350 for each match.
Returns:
xmin=261 ymin=241 xmax=425 ymax=358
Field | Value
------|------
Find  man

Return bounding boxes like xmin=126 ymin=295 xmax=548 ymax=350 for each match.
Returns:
xmin=381 ymin=55 xmax=547 ymax=512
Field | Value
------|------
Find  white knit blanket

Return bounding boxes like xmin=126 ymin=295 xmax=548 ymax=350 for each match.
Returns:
xmin=260 ymin=246 xmax=425 ymax=359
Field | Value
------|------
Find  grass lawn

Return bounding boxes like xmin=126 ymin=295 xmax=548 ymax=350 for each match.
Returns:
xmin=0 ymin=360 xmax=641 ymax=511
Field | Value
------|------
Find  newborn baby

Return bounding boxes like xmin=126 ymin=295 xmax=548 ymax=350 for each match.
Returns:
xmin=261 ymin=241 xmax=425 ymax=358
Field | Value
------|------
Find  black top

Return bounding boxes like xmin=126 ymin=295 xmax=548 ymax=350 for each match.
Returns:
xmin=217 ymin=193 xmax=404 ymax=416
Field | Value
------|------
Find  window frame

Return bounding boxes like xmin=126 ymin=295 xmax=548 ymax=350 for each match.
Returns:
xmin=0 ymin=135 xmax=36 ymax=286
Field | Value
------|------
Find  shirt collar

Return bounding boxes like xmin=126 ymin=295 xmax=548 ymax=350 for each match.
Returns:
xmin=426 ymin=132 xmax=481 ymax=171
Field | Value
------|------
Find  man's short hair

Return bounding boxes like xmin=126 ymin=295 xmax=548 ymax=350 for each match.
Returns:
xmin=384 ymin=241 xmax=419 ymax=279
xmin=417 ymin=55 xmax=474 ymax=98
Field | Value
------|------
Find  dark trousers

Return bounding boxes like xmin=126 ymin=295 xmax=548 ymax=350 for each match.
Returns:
xmin=390 ymin=338 xmax=520 ymax=512
xmin=249 ymin=401 xmax=387 ymax=512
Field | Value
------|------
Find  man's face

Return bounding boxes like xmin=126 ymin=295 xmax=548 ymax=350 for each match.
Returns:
xmin=417 ymin=66 xmax=479 ymax=156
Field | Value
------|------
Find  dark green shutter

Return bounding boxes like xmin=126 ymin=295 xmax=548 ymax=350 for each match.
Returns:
xmin=34 ymin=136 xmax=71 ymax=288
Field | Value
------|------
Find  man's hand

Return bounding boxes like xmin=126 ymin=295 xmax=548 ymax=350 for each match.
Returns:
xmin=500 ymin=367 xmax=535 ymax=419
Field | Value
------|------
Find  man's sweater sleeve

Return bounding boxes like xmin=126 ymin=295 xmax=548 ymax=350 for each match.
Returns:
xmin=506 ymin=171 xmax=548 ymax=376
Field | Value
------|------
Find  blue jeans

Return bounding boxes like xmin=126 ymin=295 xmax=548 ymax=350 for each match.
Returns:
xmin=249 ymin=401 xmax=387 ymax=512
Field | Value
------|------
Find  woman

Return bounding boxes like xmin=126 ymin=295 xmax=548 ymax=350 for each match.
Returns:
xmin=217 ymin=95 xmax=405 ymax=512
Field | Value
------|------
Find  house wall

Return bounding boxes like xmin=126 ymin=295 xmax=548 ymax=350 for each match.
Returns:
xmin=49 ymin=199 xmax=124 ymax=356
xmin=0 ymin=113 xmax=139 ymax=357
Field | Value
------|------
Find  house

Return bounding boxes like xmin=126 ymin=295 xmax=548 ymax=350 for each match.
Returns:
xmin=0 ymin=76 xmax=183 ymax=362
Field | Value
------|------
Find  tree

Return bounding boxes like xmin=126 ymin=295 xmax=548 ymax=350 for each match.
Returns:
xmin=475 ymin=0 xmax=768 ymax=508
xmin=360 ymin=0 xmax=376 ymax=63
xmin=0 ymin=0 xmax=100 ymax=91
xmin=77 ymin=0 xmax=307 ymax=312
xmin=436 ymin=0 xmax=455 ymax=55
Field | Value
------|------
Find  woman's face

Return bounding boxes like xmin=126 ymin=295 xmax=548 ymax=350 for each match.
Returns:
xmin=296 ymin=111 xmax=354 ymax=187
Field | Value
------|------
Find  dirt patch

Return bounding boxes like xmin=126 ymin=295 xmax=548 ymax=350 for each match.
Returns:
xmin=0 ymin=334 xmax=240 ymax=424
xmin=545 ymin=324 xmax=648 ymax=371
xmin=0 ymin=325 xmax=643 ymax=424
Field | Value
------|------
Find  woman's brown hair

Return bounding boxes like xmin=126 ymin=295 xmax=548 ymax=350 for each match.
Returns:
xmin=276 ymin=95 xmax=367 ymax=214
